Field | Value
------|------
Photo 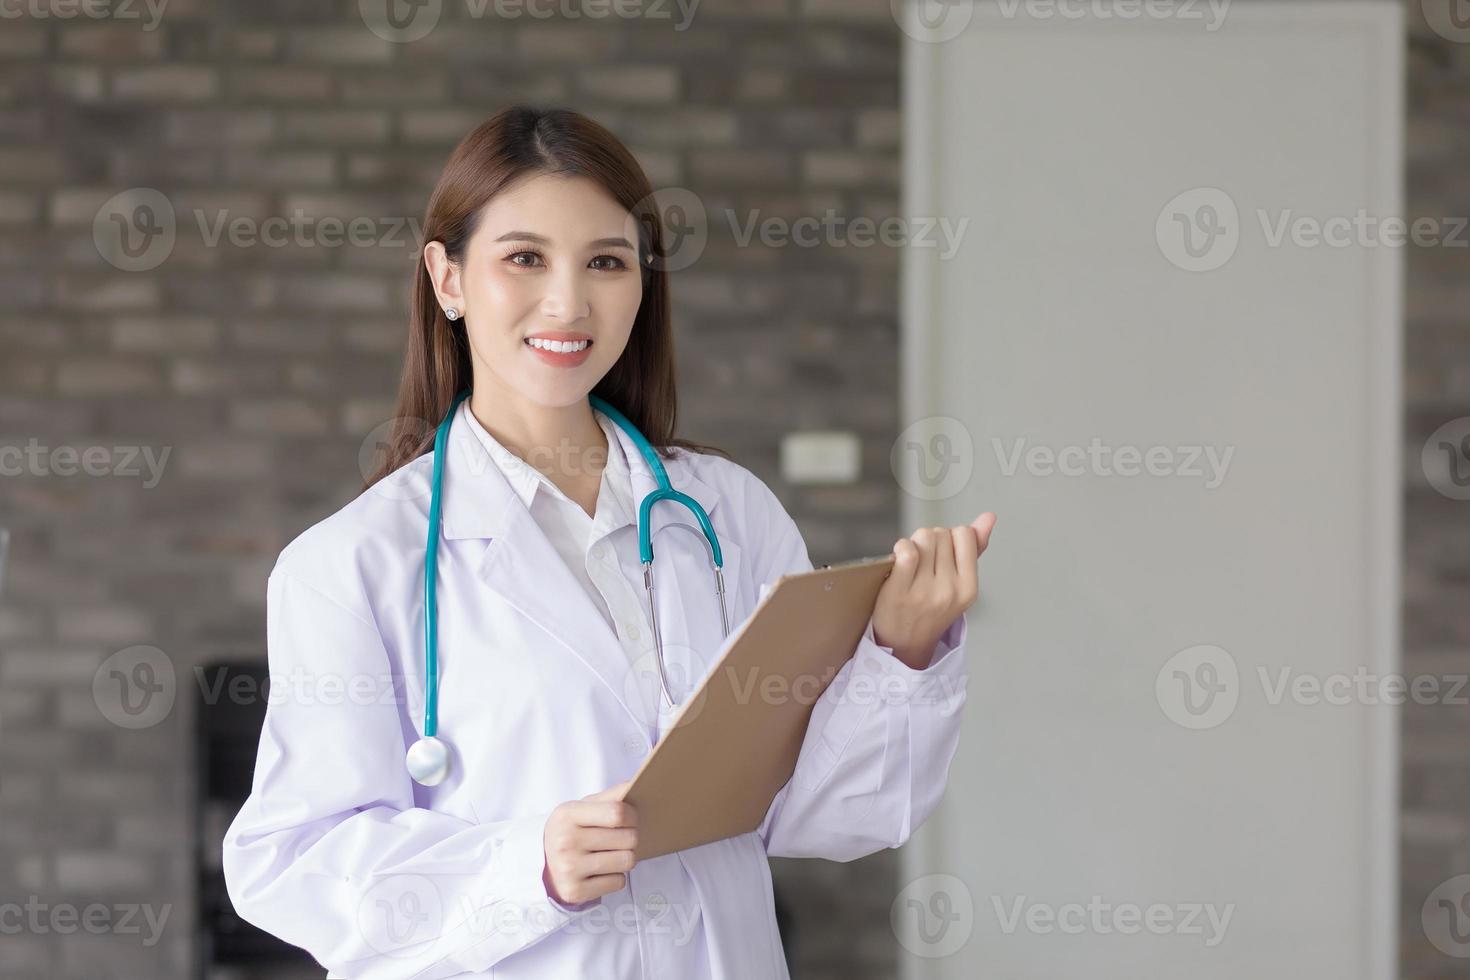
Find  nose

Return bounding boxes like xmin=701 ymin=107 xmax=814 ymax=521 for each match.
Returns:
xmin=540 ymin=265 xmax=590 ymax=322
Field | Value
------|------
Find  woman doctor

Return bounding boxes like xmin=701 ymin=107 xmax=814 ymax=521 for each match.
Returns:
xmin=222 ymin=105 xmax=996 ymax=980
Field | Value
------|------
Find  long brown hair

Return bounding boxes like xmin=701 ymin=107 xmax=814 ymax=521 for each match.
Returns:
xmin=363 ymin=105 xmax=727 ymax=492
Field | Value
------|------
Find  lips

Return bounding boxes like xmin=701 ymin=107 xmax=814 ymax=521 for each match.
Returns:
xmin=523 ymin=335 xmax=594 ymax=368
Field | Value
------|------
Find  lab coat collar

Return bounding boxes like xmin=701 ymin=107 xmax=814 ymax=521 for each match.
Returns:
xmin=439 ymin=397 xmax=721 ymax=541
xmin=434 ymin=397 xmax=728 ymax=735
xmin=454 ymin=401 xmax=638 ymax=532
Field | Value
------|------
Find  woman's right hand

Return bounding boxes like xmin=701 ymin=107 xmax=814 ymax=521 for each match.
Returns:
xmin=541 ymin=780 xmax=639 ymax=906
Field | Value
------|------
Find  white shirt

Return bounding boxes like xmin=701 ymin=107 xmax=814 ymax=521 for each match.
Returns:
xmin=459 ymin=404 xmax=649 ymax=655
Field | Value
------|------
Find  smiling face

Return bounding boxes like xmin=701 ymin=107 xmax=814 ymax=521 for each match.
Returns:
xmin=426 ymin=172 xmax=645 ymax=410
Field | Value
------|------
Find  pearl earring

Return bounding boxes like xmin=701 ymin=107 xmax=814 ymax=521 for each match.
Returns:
xmin=444 ymin=308 xmax=460 ymax=321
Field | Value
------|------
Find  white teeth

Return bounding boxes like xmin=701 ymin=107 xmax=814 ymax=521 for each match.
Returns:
xmin=525 ymin=338 xmax=590 ymax=353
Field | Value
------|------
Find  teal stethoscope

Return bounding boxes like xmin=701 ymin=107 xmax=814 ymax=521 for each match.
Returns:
xmin=406 ymin=388 xmax=731 ymax=786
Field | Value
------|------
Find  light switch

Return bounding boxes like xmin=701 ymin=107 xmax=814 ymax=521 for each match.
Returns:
xmin=780 ymin=431 xmax=861 ymax=484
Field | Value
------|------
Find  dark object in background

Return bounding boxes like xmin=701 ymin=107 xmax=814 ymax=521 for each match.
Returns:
xmin=774 ymin=888 xmax=797 ymax=974
xmin=193 ymin=662 xmax=317 ymax=976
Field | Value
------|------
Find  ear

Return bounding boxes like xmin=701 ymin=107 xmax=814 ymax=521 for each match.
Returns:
xmin=423 ymin=240 xmax=464 ymax=312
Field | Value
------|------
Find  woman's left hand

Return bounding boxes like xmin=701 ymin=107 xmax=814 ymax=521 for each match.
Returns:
xmin=871 ymin=513 xmax=996 ymax=670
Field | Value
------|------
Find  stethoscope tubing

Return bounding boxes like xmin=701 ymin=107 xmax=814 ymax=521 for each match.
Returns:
xmin=409 ymin=388 xmax=728 ymax=786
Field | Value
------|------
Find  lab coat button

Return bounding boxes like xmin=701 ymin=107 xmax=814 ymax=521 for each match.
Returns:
xmin=626 ymin=623 xmax=640 ymax=639
xmin=591 ymin=543 xmax=606 ymax=560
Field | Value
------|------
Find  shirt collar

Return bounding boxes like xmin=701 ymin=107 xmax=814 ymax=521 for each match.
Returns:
xmin=459 ymin=402 xmax=636 ymax=530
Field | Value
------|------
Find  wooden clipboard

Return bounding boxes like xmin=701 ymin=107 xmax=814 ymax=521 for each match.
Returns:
xmin=618 ymin=552 xmax=896 ymax=860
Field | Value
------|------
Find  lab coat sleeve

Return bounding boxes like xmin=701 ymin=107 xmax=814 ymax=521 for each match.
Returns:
xmin=222 ymin=566 xmax=597 ymax=980
xmin=749 ymin=487 xmax=970 ymax=862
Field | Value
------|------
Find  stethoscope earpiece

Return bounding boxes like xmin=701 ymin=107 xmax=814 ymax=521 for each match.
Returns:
xmin=410 ymin=389 xmax=729 ymax=786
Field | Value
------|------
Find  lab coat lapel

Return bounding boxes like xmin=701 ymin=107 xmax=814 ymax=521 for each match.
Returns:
xmin=437 ymin=400 xmax=731 ymax=732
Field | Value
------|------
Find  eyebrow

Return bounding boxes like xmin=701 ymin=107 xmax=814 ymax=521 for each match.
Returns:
xmin=494 ymin=231 xmax=636 ymax=250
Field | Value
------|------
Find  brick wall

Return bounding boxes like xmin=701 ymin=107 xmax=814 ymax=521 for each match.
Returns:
xmin=0 ymin=1 xmax=908 ymax=978
xmin=1403 ymin=0 xmax=1470 ymax=975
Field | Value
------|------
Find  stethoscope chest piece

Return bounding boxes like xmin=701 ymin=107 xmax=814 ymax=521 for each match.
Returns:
xmin=406 ymin=736 xmax=449 ymax=787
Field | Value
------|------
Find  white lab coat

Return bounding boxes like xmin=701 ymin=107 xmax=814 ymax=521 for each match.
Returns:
xmin=222 ymin=405 xmax=970 ymax=979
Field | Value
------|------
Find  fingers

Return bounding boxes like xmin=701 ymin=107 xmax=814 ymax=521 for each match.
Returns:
xmin=930 ymin=526 xmax=953 ymax=582
xmin=910 ymin=527 xmax=938 ymax=584
xmin=894 ymin=514 xmax=995 ymax=598
xmin=567 ymin=798 xmax=637 ymax=830
xmin=890 ymin=537 xmax=920 ymax=590
xmin=583 ymin=847 xmax=637 ymax=877
xmin=952 ymin=524 xmax=978 ymax=604
xmin=579 ymin=826 xmax=638 ymax=852
xmin=971 ymin=512 xmax=997 ymax=553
